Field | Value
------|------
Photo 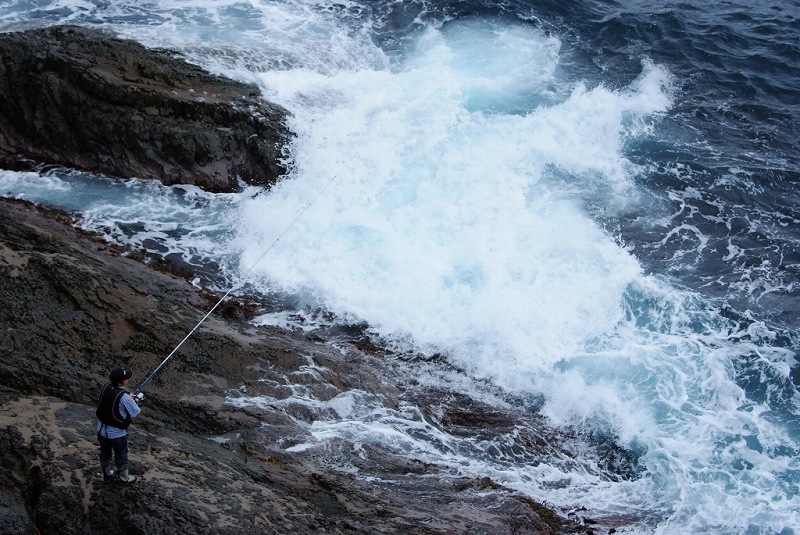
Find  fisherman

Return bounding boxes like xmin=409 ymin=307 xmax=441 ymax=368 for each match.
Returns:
xmin=96 ymin=368 xmax=143 ymax=484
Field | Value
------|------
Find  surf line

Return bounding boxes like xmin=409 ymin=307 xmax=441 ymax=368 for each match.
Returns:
xmin=134 ymin=162 xmax=347 ymax=395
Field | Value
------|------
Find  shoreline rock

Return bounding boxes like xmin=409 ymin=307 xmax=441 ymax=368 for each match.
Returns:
xmin=0 ymin=25 xmax=292 ymax=192
xmin=0 ymin=198 xmax=609 ymax=534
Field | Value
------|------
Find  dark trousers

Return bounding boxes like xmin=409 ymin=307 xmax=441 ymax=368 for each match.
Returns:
xmin=98 ymin=433 xmax=129 ymax=468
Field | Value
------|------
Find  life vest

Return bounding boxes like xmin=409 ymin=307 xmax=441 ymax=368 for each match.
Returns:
xmin=95 ymin=382 xmax=132 ymax=430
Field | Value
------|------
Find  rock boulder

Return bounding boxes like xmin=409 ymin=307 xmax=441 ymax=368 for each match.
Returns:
xmin=0 ymin=25 xmax=291 ymax=192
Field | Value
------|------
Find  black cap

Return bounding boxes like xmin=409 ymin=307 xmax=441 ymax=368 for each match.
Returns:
xmin=109 ymin=368 xmax=133 ymax=384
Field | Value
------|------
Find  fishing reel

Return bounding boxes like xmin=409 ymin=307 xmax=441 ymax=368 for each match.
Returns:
xmin=133 ymin=392 xmax=145 ymax=403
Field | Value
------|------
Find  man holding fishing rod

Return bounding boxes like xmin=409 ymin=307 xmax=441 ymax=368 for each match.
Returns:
xmin=96 ymin=368 xmax=144 ymax=484
xmin=91 ymin=243 xmax=241 ymax=485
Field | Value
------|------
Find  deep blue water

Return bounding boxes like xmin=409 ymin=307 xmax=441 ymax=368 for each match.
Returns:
xmin=1 ymin=1 xmax=799 ymax=533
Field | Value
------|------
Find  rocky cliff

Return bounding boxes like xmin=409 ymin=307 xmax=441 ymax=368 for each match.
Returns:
xmin=0 ymin=25 xmax=291 ymax=192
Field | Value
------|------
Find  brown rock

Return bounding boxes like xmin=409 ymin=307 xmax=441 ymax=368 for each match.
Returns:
xmin=0 ymin=25 xmax=292 ymax=192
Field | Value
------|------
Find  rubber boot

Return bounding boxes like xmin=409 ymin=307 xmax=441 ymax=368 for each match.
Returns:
xmin=116 ymin=465 xmax=137 ymax=485
xmin=101 ymin=463 xmax=117 ymax=483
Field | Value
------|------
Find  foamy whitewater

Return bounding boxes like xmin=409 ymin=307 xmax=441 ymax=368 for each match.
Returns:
xmin=2 ymin=1 xmax=799 ymax=533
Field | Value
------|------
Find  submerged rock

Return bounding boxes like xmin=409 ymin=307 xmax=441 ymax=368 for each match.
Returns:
xmin=0 ymin=25 xmax=292 ymax=192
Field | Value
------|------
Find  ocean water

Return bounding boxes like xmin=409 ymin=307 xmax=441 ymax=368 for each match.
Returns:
xmin=1 ymin=1 xmax=799 ymax=533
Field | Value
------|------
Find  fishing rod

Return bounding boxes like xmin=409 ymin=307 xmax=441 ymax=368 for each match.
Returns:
xmin=133 ymin=166 xmax=344 ymax=396
xmin=133 ymin=282 xmax=240 ymax=395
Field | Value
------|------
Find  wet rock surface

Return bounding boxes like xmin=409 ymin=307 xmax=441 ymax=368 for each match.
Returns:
xmin=0 ymin=198 xmax=628 ymax=534
xmin=0 ymin=25 xmax=292 ymax=192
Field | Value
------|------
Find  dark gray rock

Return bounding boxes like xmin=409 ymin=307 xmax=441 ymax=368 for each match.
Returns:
xmin=0 ymin=25 xmax=292 ymax=192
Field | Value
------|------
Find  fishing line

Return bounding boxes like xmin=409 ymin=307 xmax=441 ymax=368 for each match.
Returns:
xmin=135 ymin=160 xmax=348 ymax=394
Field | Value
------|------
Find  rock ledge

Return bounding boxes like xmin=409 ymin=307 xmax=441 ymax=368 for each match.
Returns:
xmin=0 ymin=25 xmax=292 ymax=192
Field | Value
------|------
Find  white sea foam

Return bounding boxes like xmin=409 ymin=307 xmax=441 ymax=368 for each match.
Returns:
xmin=237 ymin=16 xmax=669 ymax=376
xmin=229 ymin=12 xmax=798 ymax=533
xmin=0 ymin=169 xmax=71 ymax=199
